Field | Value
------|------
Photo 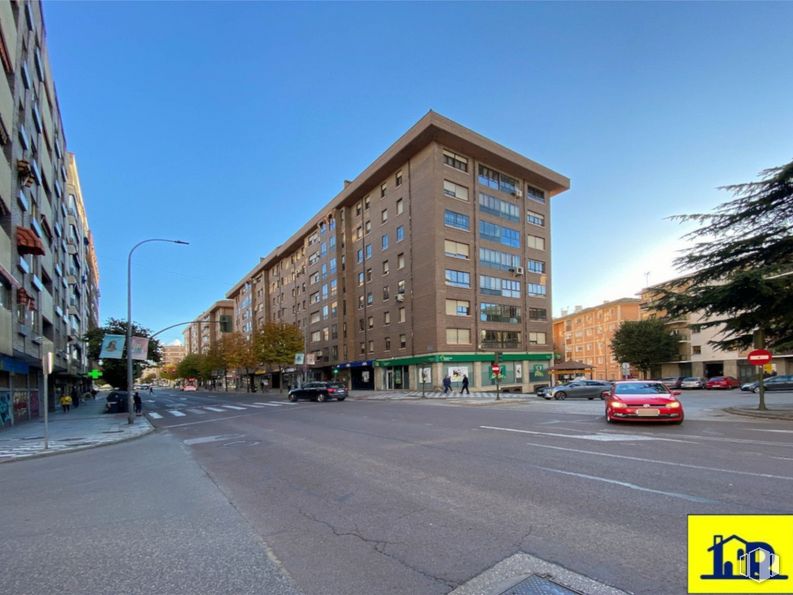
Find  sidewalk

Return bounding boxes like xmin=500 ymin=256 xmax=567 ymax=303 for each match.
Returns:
xmin=0 ymin=395 xmax=153 ymax=463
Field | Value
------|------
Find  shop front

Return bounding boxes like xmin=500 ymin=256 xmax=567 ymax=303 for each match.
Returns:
xmin=334 ymin=360 xmax=375 ymax=390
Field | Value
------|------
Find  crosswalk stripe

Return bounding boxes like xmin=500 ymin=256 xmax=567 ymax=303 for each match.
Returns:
xmin=168 ymin=410 xmax=187 ymax=417
xmin=147 ymin=412 xmax=163 ymax=419
xmin=222 ymin=405 xmax=246 ymax=410
xmin=246 ymin=404 xmax=267 ymax=408
xmin=187 ymin=408 xmax=207 ymax=414
xmin=204 ymin=407 xmax=225 ymax=412
xmin=254 ymin=402 xmax=283 ymax=407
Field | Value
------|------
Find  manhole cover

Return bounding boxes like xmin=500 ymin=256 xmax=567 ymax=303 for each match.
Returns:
xmin=499 ymin=575 xmax=581 ymax=595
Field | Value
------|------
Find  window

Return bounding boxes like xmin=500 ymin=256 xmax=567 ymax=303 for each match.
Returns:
xmin=310 ymin=291 xmax=320 ymax=304
xmin=480 ymin=248 xmax=521 ymax=272
xmin=396 ymin=198 xmax=404 ymax=215
xmin=311 ymin=330 xmax=322 ymax=342
xmin=528 ymin=332 xmax=547 ymax=345
xmin=380 ymin=184 xmax=387 ymax=198
xmin=359 ymin=318 xmax=365 ymax=331
xmin=383 ymin=285 xmax=390 ymax=300
xmin=526 ymin=185 xmax=545 ymax=204
xmin=364 ymin=196 xmax=370 ymax=210
xmin=357 ymin=271 xmax=364 ymax=286
xmin=480 ymin=303 xmax=521 ymax=324
xmin=358 ymin=295 xmax=364 ymax=309
xmin=310 ymin=311 xmax=321 ymax=324
xmin=443 ymin=180 xmax=469 ymax=201
xmin=381 ymin=209 xmax=388 ymax=224
xmin=480 ymin=330 xmax=521 ymax=348
xmin=366 ymin=268 xmax=372 ymax=282
xmin=310 ymin=271 xmax=320 ymax=284
xmin=322 ymin=305 xmax=329 ymax=319
xmin=528 ymin=307 xmax=547 ymax=321
xmin=395 ymin=171 xmax=403 ymax=187
xmin=321 ymin=284 xmax=329 ymax=300
xmin=384 ymin=311 xmax=391 ymax=324
xmin=527 ymin=259 xmax=546 ymax=274
xmin=360 ymin=342 xmax=366 ymax=355
xmin=443 ymin=149 xmax=468 ymax=172
xmin=446 ymin=328 xmax=471 ymax=345
xmin=399 ymin=308 xmax=406 ymax=323
xmin=527 ymin=210 xmax=545 ymax=227
xmin=527 ymin=234 xmax=546 ymax=251
xmin=365 ymin=220 xmax=372 ymax=234
xmin=444 ymin=239 xmax=470 ymax=259
xmin=478 ymin=165 xmax=517 ymax=194
xmin=446 ymin=299 xmax=470 ymax=316
xmin=329 ymin=258 xmax=337 ymax=273
xmin=400 ymin=334 xmax=407 ymax=349
xmin=528 ymin=283 xmax=547 ymax=297
xmin=367 ymin=292 xmax=374 ymax=305
xmin=385 ymin=336 xmax=392 ymax=351
xmin=369 ymin=340 xmax=375 ymax=353
xmin=356 ymin=249 xmax=363 ymax=263
xmin=365 ymin=244 xmax=372 ymax=260
xmin=396 ymin=225 xmax=404 ymax=242
xmin=397 ymin=253 xmax=405 ymax=269
xmin=479 ymin=192 xmax=520 ymax=223
xmin=693 ymin=345 xmax=702 ymax=355
xmin=444 ymin=210 xmax=470 ymax=231
xmin=381 ymin=234 xmax=389 ymax=250
xmin=368 ymin=316 xmax=374 ymax=329
xmin=445 ymin=269 xmax=470 ymax=288
xmin=397 ymin=280 xmax=406 ymax=294
xmin=480 ymin=221 xmax=520 ymax=248
xmin=383 ymin=260 xmax=390 ymax=275
xmin=480 ymin=275 xmax=521 ymax=298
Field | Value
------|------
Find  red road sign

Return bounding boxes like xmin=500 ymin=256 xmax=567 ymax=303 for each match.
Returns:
xmin=491 ymin=364 xmax=501 ymax=374
xmin=747 ymin=349 xmax=772 ymax=365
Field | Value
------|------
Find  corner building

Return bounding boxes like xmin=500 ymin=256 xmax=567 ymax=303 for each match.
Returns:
xmin=227 ymin=113 xmax=569 ymax=391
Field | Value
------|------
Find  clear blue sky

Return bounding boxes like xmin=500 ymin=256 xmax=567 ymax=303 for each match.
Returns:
xmin=43 ymin=1 xmax=793 ymax=345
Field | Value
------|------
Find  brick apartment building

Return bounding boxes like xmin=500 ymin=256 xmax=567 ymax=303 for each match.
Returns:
xmin=223 ymin=112 xmax=569 ymax=391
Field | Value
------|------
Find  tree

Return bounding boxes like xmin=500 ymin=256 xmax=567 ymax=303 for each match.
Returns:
xmin=255 ymin=323 xmax=304 ymax=393
xmin=222 ymin=331 xmax=260 ymax=392
xmin=176 ymin=353 xmax=204 ymax=381
xmin=652 ymin=160 xmax=793 ymax=352
xmin=83 ymin=318 xmax=162 ymax=389
xmin=610 ymin=319 xmax=679 ymax=379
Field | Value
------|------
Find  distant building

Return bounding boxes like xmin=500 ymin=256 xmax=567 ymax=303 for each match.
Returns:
xmin=552 ymin=298 xmax=642 ymax=380
xmin=182 ymin=300 xmax=234 ymax=355
xmin=161 ymin=344 xmax=185 ymax=367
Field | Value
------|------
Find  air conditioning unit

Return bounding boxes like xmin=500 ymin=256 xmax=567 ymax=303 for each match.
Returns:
xmin=514 ymin=266 xmax=524 ymax=276
xmin=515 ymin=189 xmax=523 ymax=198
xmin=396 ymin=294 xmax=405 ymax=302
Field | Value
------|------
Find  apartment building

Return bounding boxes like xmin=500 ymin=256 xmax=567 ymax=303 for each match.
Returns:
xmin=552 ymin=298 xmax=641 ymax=381
xmin=182 ymin=299 xmax=234 ymax=355
xmin=225 ymin=112 xmax=569 ymax=391
xmin=161 ymin=343 xmax=185 ymax=367
xmin=0 ymin=1 xmax=100 ymax=427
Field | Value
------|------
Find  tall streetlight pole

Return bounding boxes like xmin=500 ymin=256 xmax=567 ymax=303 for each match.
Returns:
xmin=127 ymin=238 xmax=189 ymax=424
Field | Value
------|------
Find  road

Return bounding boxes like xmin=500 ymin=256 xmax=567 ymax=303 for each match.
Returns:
xmin=3 ymin=387 xmax=792 ymax=594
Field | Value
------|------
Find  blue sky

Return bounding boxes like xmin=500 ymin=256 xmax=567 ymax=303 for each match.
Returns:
xmin=43 ymin=1 xmax=793 ymax=345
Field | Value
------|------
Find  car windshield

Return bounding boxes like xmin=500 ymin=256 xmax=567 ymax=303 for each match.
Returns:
xmin=683 ymin=377 xmax=699 ymax=381
xmin=615 ymin=383 xmax=670 ymax=395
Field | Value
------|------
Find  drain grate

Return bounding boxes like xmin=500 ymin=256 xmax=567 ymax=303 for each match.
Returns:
xmin=498 ymin=574 xmax=581 ymax=595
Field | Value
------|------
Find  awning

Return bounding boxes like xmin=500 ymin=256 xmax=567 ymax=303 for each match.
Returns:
xmin=334 ymin=360 xmax=373 ymax=369
xmin=17 ymin=287 xmax=35 ymax=310
xmin=16 ymin=226 xmax=45 ymax=256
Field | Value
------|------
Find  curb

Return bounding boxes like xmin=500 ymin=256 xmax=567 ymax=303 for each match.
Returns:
xmin=723 ymin=407 xmax=793 ymax=421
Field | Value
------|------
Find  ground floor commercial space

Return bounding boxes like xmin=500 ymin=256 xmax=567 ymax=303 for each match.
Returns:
xmin=373 ymin=352 xmax=553 ymax=392
xmin=658 ymin=355 xmax=793 ymax=382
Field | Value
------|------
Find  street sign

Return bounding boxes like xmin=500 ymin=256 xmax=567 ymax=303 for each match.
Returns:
xmin=747 ymin=349 xmax=772 ymax=365
xmin=621 ymin=362 xmax=630 ymax=373
xmin=87 ymin=369 xmax=103 ymax=380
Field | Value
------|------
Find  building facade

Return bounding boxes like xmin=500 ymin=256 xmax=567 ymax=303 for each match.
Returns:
xmin=161 ymin=343 xmax=185 ymax=368
xmin=226 ymin=112 xmax=569 ymax=391
xmin=552 ymin=299 xmax=641 ymax=381
xmin=0 ymin=1 xmax=99 ymax=428
xmin=182 ymin=299 xmax=234 ymax=355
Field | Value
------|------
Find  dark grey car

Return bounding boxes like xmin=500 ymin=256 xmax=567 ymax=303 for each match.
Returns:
xmin=753 ymin=375 xmax=793 ymax=392
xmin=547 ymin=380 xmax=613 ymax=400
xmin=288 ymin=381 xmax=348 ymax=402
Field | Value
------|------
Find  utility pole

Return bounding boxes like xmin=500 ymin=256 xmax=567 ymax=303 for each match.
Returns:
xmin=754 ymin=329 xmax=767 ymax=411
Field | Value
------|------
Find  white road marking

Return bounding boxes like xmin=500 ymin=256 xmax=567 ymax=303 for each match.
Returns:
xmin=523 ymin=441 xmax=793 ymax=482
xmin=537 ymin=466 xmax=719 ymax=504
xmin=254 ymin=402 xmax=284 ymax=407
xmin=147 ymin=412 xmax=163 ymax=419
xmin=168 ymin=410 xmax=187 ymax=417
xmin=203 ymin=407 xmax=225 ymax=412
xmin=479 ymin=425 xmax=695 ymax=443
xmin=183 ymin=434 xmax=244 ymax=446
xmin=751 ymin=429 xmax=793 ymax=434
xmin=187 ymin=408 xmax=207 ymax=414
xmin=772 ymin=456 xmax=793 ymax=462
xmin=222 ymin=405 xmax=246 ymax=410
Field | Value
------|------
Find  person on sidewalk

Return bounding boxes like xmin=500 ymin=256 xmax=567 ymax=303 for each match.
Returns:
xmin=133 ymin=392 xmax=142 ymax=416
xmin=461 ymin=374 xmax=470 ymax=395
xmin=442 ymin=375 xmax=452 ymax=394
xmin=59 ymin=392 xmax=72 ymax=413
xmin=71 ymin=385 xmax=80 ymax=409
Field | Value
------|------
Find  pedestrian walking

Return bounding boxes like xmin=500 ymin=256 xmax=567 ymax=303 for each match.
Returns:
xmin=71 ymin=385 xmax=80 ymax=409
xmin=133 ymin=392 xmax=142 ymax=416
xmin=149 ymin=385 xmax=154 ymax=395
xmin=461 ymin=374 xmax=470 ymax=394
xmin=442 ymin=375 xmax=452 ymax=394
xmin=59 ymin=392 xmax=72 ymax=413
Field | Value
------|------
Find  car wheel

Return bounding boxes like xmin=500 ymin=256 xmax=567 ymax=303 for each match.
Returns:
xmin=337 ymin=397 xmax=346 ymax=401
xmin=588 ymin=396 xmax=595 ymax=400
xmin=288 ymin=394 xmax=297 ymax=402
xmin=753 ymin=386 xmax=760 ymax=393
xmin=317 ymin=393 xmax=327 ymax=402
xmin=555 ymin=391 xmax=567 ymax=400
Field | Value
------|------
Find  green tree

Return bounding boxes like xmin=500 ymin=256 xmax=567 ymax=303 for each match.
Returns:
xmin=176 ymin=353 xmax=204 ymax=381
xmin=255 ymin=323 xmax=304 ymax=393
xmin=222 ymin=331 xmax=260 ymax=392
xmin=610 ymin=319 xmax=679 ymax=379
xmin=83 ymin=318 xmax=162 ymax=389
xmin=652 ymin=160 xmax=793 ymax=410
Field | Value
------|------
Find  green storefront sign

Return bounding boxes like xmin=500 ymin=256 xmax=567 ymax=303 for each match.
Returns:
xmin=374 ymin=352 xmax=552 ymax=368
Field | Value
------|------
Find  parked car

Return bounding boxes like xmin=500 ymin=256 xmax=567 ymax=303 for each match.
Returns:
xmin=705 ymin=376 xmax=740 ymax=390
xmin=741 ymin=380 xmax=759 ymax=392
xmin=288 ymin=381 xmax=348 ymax=402
xmin=104 ymin=390 xmax=129 ymax=414
xmin=182 ymin=385 xmax=197 ymax=392
xmin=544 ymin=380 xmax=613 ymax=400
xmin=659 ymin=377 xmax=684 ymax=389
xmin=603 ymin=381 xmax=684 ymax=424
xmin=752 ymin=375 xmax=793 ymax=392
xmin=680 ymin=377 xmax=706 ymax=389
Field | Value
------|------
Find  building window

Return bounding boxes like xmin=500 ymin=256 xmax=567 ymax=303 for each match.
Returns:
xmin=357 ymin=271 xmax=364 ymax=286
xmin=384 ymin=311 xmax=391 ymax=325
xmin=479 ymin=221 xmax=520 ymax=248
xmin=478 ymin=192 xmax=520 ymax=223
xmin=528 ymin=283 xmax=547 ymax=297
xmin=397 ymin=280 xmax=406 ymax=294
xmin=527 ymin=259 xmax=546 ymax=274
xmin=528 ymin=307 xmax=547 ymax=321
xmin=400 ymin=334 xmax=407 ymax=349
xmin=479 ymin=248 xmax=521 ymax=272
xmin=381 ymin=234 xmax=389 ymax=250
xmin=445 ymin=269 xmax=470 ymax=288
xmin=443 ymin=180 xmax=469 ymax=201
xmin=527 ymin=210 xmax=545 ymax=227
xmin=365 ymin=220 xmax=372 ymax=234
xmin=480 ymin=303 xmax=521 ymax=324
xmin=693 ymin=345 xmax=702 ymax=355
xmin=311 ymin=311 xmax=321 ymax=324
xmin=445 ymin=299 xmax=470 ymax=316
xmin=358 ymin=295 xmax=364 ymax=309
xmin=365 ymin=244 xmax=372 ymax=260
xmin=381 ymin=209 xmax=388 ymax=224
xmin=395 ymin=171 xmax=403 ymax=187
xmin=380 ymin=184 xmax=387 ymax=198
xmin=527 ymin=234 xmax=546 ymax=251
xmin=443 ymin=149 xmax=468 ymax=172
xmin=480 ymin=329 xmax=521 ymax=349
xmin=367 ymin=292 xmax=374 ymax=305
xmin=368 ymin=316 xmax=374 ymax=329
xmin=383 ymin=260 xmax=390 ymax=275
xmin=383 ymin=285 xmax=390 ymax=300
xmin=480 ymin=275 xmax=520 ymax=298
xmin=478 ymin=164 xmax=517 ymax=194
xmin=444 ymin=239 xmax=470 ymax=259
xmin=310 ymin=291 xmax=320 ymax=304
xmin=360 ymin=342 xmax=366 ymax=355
xmin=356 ymin=249 xmax=363 ymax=263
xmin=396 ymin=198 xmax=404 ymax=215
xmin=399 ymin=308 xmax=406 ymax=323
xmin=526 ymin=185 xmax=545 ymax=204
xmin=446 ymin=328 xmax=471 ymax=345
xmin=528 ymin=332 xmax=547 ymax=345
xmin=359 ymin=318 xmax=365 ymax=331
xmin=385 ymin=336 xmax=392 ymax=351
xmin=444 ymin=210 xmax=470 ymax=231
xmin=396 ymin=225 xmax=404 ymax=242
xmin=397 ymin=253 xmax=405 ymax=269
xmin=366 ymin=268 xmax=372 ymax=282
xmin=311 ymin=330 xmax=322 ymax=342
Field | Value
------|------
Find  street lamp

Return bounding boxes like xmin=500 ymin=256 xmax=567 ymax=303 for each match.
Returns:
xmin=127 ymin=238 xmax=189 ymax=424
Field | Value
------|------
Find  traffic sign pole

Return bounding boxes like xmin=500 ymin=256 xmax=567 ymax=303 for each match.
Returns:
xmin=752 ymin=331 xmax=768 ymax=411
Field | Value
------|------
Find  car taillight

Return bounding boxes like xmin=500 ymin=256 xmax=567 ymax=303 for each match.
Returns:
xmin=328 ymin=388 xmax=336 ymax=393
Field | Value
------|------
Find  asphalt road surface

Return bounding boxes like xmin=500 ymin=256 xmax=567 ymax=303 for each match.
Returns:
xmin=3 ymin=387 xmax=792 ymax=594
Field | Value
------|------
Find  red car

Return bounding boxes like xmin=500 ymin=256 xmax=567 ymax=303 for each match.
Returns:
xmin=603 ymin=381 xmax=684 ymax=424
xmin=705 ymin=376 xmax=739 ymax=390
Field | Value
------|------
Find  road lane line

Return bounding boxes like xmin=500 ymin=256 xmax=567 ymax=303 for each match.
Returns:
xmin=203 ymin=407 xmax=225 ymax=412
xmin=523 ymin=441 xmax=793 ymax=482
xmin=187 ymin=408 xmax=207 ymax=414
xmin=254 ymin=402 xmax=283 ymax=407
xmin=222 ymin=405 xmax=247 ymax=410
xmin=752 ymin=429 xmax=793 ymax=434
xmin=479 ymin=425 xmax=695 ymax=443
xmin=147 ymin=412 xmax=163 ymax=419
xmin=537 ymin=467 xmax=719 ymax=504
xmin=167 ymin=410 xmax=187 ymax=417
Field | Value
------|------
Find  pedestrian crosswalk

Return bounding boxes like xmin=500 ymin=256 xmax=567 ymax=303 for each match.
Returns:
xmin=146 ymin=401 xmax=296 ymax=420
